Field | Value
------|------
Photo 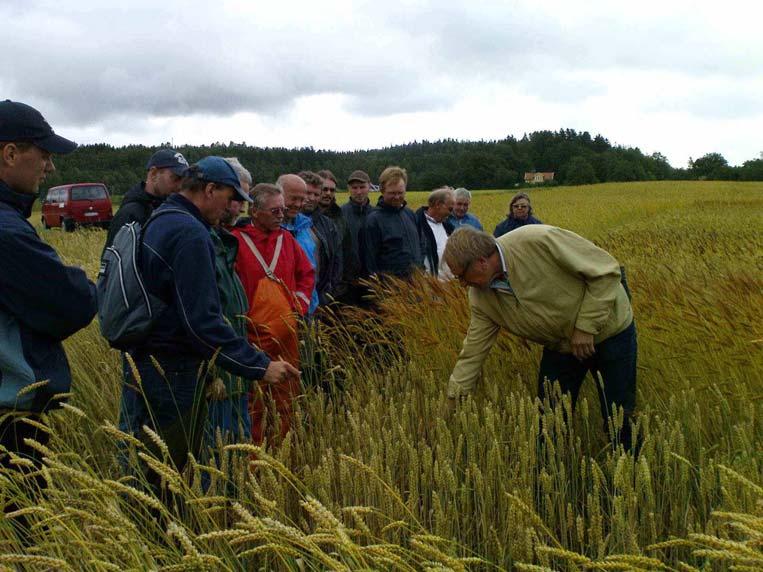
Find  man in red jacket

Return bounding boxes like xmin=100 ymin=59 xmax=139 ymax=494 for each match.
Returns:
xmin=232 ymin=183 xmax=314 ymax=445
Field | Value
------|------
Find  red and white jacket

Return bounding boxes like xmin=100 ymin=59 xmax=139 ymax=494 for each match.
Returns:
xmin=232 ymin=224 xmax=315 ymax=316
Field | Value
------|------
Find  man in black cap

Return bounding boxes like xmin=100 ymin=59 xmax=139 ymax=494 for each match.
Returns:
xmin=103 ymin=147 xmax=189 ymax=249
xmin=340 ymin=169 xmax=375 ymax=305
xmin=0 ymin=100 xmax=97 ymax=465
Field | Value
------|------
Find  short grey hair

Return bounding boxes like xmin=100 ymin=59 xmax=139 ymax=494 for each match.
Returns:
xmin=454 ymin=187 xmax=472 ymax=201
xmin=224 ymin=157 xmax=253 ymax=186
xmin=428 ymin=186 xmax=454 ymax=207
xmin=443 ymin=226 xmax=497 ymax=271
xmin=250 ymin=183 xmax=282 ymax=210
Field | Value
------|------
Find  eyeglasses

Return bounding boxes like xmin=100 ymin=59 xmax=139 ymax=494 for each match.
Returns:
xmin=512 ymin=204 xmax=529 ymax=210
xmin=322 ymin=186 xmax=336 ymax=192
xmin=265 ymin=207 xmax=286 ymax=215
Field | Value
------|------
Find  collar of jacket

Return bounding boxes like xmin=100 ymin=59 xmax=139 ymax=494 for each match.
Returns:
xmin=323 ymin=201 xmax=342 ymax=217
xmin=349 ymin=198 xmax=371 ymax=213
xmin=0 ymin=179 xmax=37 ymax=219
xmin=416 ymin=206 xmax=440 ymax=225
xmin=212 ymin=227 xmax=239 ymax=266
xmin=489 ymin=243 xmax=514 ymax=293
xmin=165 ymin=193 xmax=211 ymax=230
xmin=124 ymin=181 xmax=164 ymax=209
xmin=378 ymin=198 xmax=407 ymax=212
xmin=453 ymin=212 xmax=475 ymax=223
xmin=281 ymin=212 xmax=312 ymax=233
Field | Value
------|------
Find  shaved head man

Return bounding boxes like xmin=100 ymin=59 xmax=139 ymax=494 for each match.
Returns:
xmin=277 ymin=173 xmax=319 ymax=314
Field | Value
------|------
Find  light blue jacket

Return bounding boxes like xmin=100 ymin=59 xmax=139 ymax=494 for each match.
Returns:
xmin=447 ymin=212 xmax=484 ymax=231
xmin=282 ymin=213 xmax=319 ymax=314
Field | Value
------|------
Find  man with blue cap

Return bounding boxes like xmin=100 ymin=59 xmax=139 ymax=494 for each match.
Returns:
xmin=119 ymin=156 xmax=299 ymax=480
xmin=0 ymin=101 xmax=96 ymax=473
xmin=104 ymin=147 xmax=189 ymax=249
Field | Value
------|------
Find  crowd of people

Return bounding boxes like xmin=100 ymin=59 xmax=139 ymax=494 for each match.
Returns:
xmin=1 ymin=100 xmax=640 ymax=499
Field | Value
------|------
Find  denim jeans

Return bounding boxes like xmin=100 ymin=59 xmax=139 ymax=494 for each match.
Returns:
xmin=119 ymin=352 xmax=207 ymax=473
xmin=538 ymin=321 xmax=638 ymax=449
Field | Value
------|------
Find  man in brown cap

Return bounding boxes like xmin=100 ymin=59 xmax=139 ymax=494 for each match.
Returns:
xmin=340 ymin=170 xmax=375 ymax=305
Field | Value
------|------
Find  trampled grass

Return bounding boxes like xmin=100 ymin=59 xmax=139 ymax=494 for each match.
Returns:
xmin=1 ymin=181 xmax=761 ymax=570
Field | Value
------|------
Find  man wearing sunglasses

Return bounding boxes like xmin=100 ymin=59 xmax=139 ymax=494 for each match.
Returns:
xmin=232 ymin=183 xmax=314 ymax=444
xmin=443 ymin=225 xmax=637 ymax=451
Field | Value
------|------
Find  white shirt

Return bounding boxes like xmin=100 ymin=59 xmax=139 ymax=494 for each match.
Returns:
xmin=425 ymin=213 xmax=453 ymax=280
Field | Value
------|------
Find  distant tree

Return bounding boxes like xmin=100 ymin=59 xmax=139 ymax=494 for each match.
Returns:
xmin=738 ymin=159 xmax=763 ymax=181
xmin=46 ymin=128 xmax=730 ymax=195
xmin=690 ymin=152 xmax=731 ymax=180
xmin=645 ymin=152 xmax=673 ymax=180
xmin=592 ymin=134 xmax=610 ymax=153
xmin=606 ymin=157 xmax=640 ymax=182
xmin=564 ymin=156 xmax=598 ymax=185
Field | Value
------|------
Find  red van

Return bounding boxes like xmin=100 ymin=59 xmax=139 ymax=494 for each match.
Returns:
xmin=41 ymin=183 xmax=113 ymax=231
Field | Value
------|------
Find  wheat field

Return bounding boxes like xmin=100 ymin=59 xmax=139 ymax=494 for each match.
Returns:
xmin=1 ymin=181 xmax=761 ymax=571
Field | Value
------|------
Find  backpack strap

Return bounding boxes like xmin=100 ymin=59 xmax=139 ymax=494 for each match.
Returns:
xmin=137 ymin=207 xmax=196 ymax=268
xmin=239 ymin=232 xmax=283 ymax=280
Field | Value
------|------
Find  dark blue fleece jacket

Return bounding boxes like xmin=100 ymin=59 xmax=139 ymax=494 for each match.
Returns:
xmin=0 ymin=180 xmax=97 ymax=412
xmin=138 ymin=194 xmax=271 ymax=379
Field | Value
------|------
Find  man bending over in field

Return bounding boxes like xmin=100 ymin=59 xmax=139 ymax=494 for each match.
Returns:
xmin=444 ymin=225 xmax=637 ymax=450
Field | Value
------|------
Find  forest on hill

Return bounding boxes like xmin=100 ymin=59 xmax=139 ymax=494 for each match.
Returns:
xmin=42 ymin=128 xmax=763 ymax=195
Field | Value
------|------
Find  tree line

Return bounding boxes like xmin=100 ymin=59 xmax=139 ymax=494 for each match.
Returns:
xmin=42 ymin=129 xmax=762 ymax=196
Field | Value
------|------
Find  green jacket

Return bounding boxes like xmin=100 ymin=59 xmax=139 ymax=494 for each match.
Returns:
xmin=448 ymin=225 xmax=632 ymax=398
xmin=211 ymin=228 xmax=249 ymax=394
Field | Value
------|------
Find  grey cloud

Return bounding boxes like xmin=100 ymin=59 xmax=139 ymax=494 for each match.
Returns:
xmin=0 ymin=1 xmax=458 ymax=127
xmin=2 ymin=0 xmax=761 ymax=130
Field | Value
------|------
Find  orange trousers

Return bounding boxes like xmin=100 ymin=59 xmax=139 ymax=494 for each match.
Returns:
xmin=249 ymin=376 xmax=301 ymax=446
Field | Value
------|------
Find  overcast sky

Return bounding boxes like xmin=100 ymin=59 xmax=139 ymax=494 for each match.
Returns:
xmin=2 ymin=0 xmax=761 ymax=167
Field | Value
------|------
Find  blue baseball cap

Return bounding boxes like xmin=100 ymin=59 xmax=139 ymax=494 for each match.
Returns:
xmin=146 ymin=148 xmax=189 ymax=176
xmin=193 ymin=156 xmax=251 ymax=203
xmin=0 ymin=100 xmax=77 ymax=154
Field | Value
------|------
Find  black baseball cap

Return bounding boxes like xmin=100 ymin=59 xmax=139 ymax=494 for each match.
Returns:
xmin=0 ymin=100 xmax=77 ymax=154
xmin=146 ymin=148 xmax=190 ymax=176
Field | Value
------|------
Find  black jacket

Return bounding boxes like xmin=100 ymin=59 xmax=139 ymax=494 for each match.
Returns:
xmin=493 ymin=215 xmax=542 ymax=238
xmin=104 ymin=182 xmax=165 ymax=249
xmin=415 ymin=206 xmax=455 ymax=277
xmin=310 ymin=210 xmax=343 ymax=305
xmin=321 ymin=202 xmax=356 ymax=299
xmin=0 ymin=181 xmax=97 ymax=412
xmin=363 ymin=200 xmax=423 ymax=278
xmin=340 ymin=199 xmax=375 ymax=277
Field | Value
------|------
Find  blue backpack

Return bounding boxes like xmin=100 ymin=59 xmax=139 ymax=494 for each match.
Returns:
xmin=97 ymin=208 xmax=190 ymax=349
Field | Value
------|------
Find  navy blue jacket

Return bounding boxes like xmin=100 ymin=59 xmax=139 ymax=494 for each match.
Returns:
xmin=0 ymin=181 xmax=97 ymax=412
xmin=493 ymin=215 xmax=542 ymax=237
xmin=341 ymin=199 xmax=375 ymax=277
xmin=310 ymin=210 xmax=343 ymax=305
xmin=363 ymin=200 xmax=423 ymax=278
xmin=321 ymin=202 xmax=356 ymax=299
xmin=139 ymin=194 xmax=271 ymax=379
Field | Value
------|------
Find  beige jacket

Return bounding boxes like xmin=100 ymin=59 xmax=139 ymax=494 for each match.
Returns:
xmin=447 ymin=225 xmax=632 ymax=398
